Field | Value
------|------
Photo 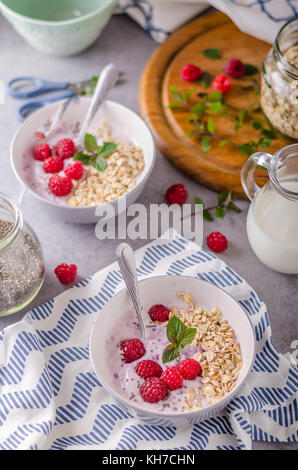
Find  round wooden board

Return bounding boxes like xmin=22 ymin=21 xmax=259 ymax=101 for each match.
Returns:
xmin=139 ymin=11 xmax=291 ymax=197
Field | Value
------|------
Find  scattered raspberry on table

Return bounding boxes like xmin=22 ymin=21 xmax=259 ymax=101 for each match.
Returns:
xmin=43 ymin=157 xmax=64 ymax=174
xmin=178 ymin=358 xmax=202 ymax=380
xmin=140 ymin=377 xmax=167 ymax=403
xmin=120 ymin=338 xmax=145 ymax=363
xmin=54 ymin=263 xmax=77 ymax=285
xmin=48 ymin=174 xmax=72 ymax=196
xmin=212 ymin=74 xmax=232 ymax=94
xmin=33 ymin=142 xmax=51 ymax=161
xmin=165 ymin=184 xmax=188 ymax=205
xmin=135 ymin=360 xmax=163 ymax=379
xmin=148 ymin=304 xmax=170 ymax=322
xmin=161 ymin=366 xmax=184 ymax=390
xmin=180 ymin=64 xmax=203 ymax=82
xmin=55 ymin=138 xmax=76 ymax=160
xmin=206 ymin=231 xmax=228 ymax=253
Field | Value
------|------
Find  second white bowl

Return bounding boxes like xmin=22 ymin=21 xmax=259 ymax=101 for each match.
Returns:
xmin=10 ymin=98 xmax=156 ymax=224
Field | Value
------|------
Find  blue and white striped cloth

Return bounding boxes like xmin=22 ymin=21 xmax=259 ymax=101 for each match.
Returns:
xmin=0 ymin=232 xmax=297 ymax=449
xmin=118 ymin=1 xmax=298 ymax=44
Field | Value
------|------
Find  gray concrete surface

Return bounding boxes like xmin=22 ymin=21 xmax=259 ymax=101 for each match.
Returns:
xmin=0 ymin=12 xmax=297 ymax=450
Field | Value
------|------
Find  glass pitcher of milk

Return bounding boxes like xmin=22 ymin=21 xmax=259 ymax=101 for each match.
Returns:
xmin=241 ymin=143 xmax=298 ymax=274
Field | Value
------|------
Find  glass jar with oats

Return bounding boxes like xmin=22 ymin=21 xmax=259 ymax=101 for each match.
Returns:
xmin=0 ymin=193 xmax=45 ymax=316
xmin=260 ymin=18 xmax=298 ymax=139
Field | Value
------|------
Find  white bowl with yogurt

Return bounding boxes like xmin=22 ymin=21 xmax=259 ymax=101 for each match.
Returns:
xmin=89 ymin=275 xmax=256 ymax=428
xmin=10 ymin=97 xmax=156 ymax=224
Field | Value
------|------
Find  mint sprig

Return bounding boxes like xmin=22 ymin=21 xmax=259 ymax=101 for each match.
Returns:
xmin=194 ymin=191 xmax=242 ymax=221
xmin=73 ymin=133 xmax=117 ymax=171
xmin=162 ymin=316 xmax=196 ymax=363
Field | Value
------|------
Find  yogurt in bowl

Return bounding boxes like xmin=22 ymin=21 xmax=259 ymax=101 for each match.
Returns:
xmin=10 ymin=97 xmax=156 ymax=224
xmin=89 ymin=275 xmax=256 ymax=428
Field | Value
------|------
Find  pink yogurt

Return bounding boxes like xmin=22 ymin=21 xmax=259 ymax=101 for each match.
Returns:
xmin=106 ymin=309 xmax=205 ymax=414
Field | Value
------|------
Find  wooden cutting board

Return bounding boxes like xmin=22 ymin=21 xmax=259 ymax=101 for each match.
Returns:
xmin=139 ymin=11 xmax=290 ymax=197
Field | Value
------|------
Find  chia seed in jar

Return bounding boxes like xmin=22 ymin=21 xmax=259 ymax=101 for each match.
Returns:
xmin=0 ymin=194 xmax=44 ymax=316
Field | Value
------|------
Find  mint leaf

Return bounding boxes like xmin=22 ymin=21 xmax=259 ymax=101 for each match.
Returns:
xmin=202 ymin=48 xmax=221 ymax=59
xmin=207 ymin=117 xmax=215 ymax=134
xmin=208 ymin=90 xmax=222 ymax=102
xmin=227 ymin=201 xmax=242 ymax=213
xmin=252 ymin=121 xmax=262 ymax=130
xmin=166 ymin=316 xmax=186 ymax=344
xmin=203 ymin=210 xmax=214 ymax=221
xmin=98 ymin=142 xmax=117 ymax=158
xmin=93 ymin=155 xmax=106 ymax=171
xmin=194 ymin=196 xmax=204 ymax=206
xmin=170 ymin=85 xmax=183 ymax=102
xmin=201 ymin=136 xmax=212 ymax=152
xmin=238 ymin=141 xmax=257 ymax=155
xmin=215 ymin=206 xmax=226 ymax=218
xmin=217 ymin=192 xmax=229 ymax=205
xmin=219 ymin=139 xmax=228 ymax=147
xmin=162 ymin=344 xmax=180 ymax=363
xmin=210 ymin=101 xmax=222 ymax=113
xmin=199 ymin=71 xmax=212 ymax=88
xmin=84 ymin=133 xmax=98 ymax=153
xmin=244 ymin=64 xmax=259 ymax=76
xmin=177 ymin=328 xmax=196 ymax=347
xmin=192 ymin=102 xmax=206 ymax=117
xmin=73 ymin=151 xmax=90 ymax=165
xmin=183 ymin=88 xmax=195 ymax=100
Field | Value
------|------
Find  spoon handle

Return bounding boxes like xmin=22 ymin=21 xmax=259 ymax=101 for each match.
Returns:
xmin=78 ymin=63 xmax=119 ymax=144
xmin=116 ymin=243 xmax=148 ymax=340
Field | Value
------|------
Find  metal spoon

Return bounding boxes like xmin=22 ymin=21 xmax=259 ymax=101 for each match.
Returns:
xmin=77 ymin=63 xmax=119 ymax=145
xmin=116 ymin=243 xmax=148 ymax=340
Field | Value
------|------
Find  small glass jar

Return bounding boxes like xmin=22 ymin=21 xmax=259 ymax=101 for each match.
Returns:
xmin=0 ymin=193 xmax=45 ymax=316
xmin=260 ymin=17 xmax=298 ymax=140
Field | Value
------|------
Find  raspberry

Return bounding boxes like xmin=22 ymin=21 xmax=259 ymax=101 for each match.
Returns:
xmin=43 ymin=157 xmax=64 ymax=174
xmin=206 ymin=231 xmax=228 ymax=253
xmin=64 ymin=161 xmax=84 ymax=180
xmin=136 ymin=360 xmax=163 ymax=379
xmin=33 ymin=131 xmax=45 ymax=142
xmin=148 ymin=304 xmax=170 ymax=323
xmin=225 ymin=59 xmax=245 ymax=78
xmin=161 ymin=366 xmax=183 ymax=390
xmin=48 ymin=175 xmax=72 ymax=196
xmin=140 ymin=377 xmax=167 ymax=403
xmin=180 ymin=64 xmax=203 ymax=82
xmin=212 ymin=74 xmax=232 ymax=94
xmin=33 ymin=143 xmax=51 ymax=161
xmin=55 ymin=138 xmax=76 ymax=160
xmin=165 ymin=184 xmax=188 ymax=205
xmin=120 ymin=338 xmax=145 ymax=363
xmin=54 ymin=263 xmax=77 ymax=284
xmin=178 ymin=359 xmax=202 ymax=380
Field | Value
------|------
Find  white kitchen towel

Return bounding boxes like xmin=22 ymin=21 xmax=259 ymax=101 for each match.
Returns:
xmin=0 ymin=231 xmax=297 ymax=449
xmin=118 ymin=0 xmax=298 ymax=44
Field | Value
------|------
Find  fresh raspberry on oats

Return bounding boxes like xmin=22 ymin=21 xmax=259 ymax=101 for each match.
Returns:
xmin=64 ymin=161 xmax=84 ymax=180
xmin=48 ymin=175 xmax=72 ymax=196
xmin=43 ymin=157 xmax=64 ymax=174
xmin=161 ymin=366 xmax=183 ymax=390
xmin=33 ymin=143 xmax=51 ymax=161
xmin=148 ymin=304 xmax=170 ymax=322
xmin=140 ymin=377 xmax=167 ymax=403
xmin=120 ymin=338 xmax=145 ymax=363
xmin=136 ymin=360 xmax=163 ymax=379
xmin=55 ymin=138 xmax=76 ymax=159
xmin=178 ymin=359 xmax=202 ymax=380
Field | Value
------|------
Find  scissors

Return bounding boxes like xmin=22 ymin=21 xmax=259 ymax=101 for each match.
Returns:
xmin=6 ymin=76 xmax=112 ymax=122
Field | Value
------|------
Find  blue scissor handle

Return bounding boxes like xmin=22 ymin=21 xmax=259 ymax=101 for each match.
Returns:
xmin=7 ymin=76 xmax=70 ymax=99
xmin=17 ymin=90 xmax=75 ymax=121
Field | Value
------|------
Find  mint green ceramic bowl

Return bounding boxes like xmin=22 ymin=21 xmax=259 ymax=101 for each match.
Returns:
xmin=0 ymin=0 xmax=117 ymax=56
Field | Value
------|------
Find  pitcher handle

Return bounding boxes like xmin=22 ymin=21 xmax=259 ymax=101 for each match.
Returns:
xmin=241 ymin=152 xmax=272 ymax=201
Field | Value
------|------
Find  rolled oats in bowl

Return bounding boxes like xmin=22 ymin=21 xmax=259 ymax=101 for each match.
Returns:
xmin=260 ymin=18 xmax=298 ymax=139
xmin=68 ymin=123 xmax=145 ymax=207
